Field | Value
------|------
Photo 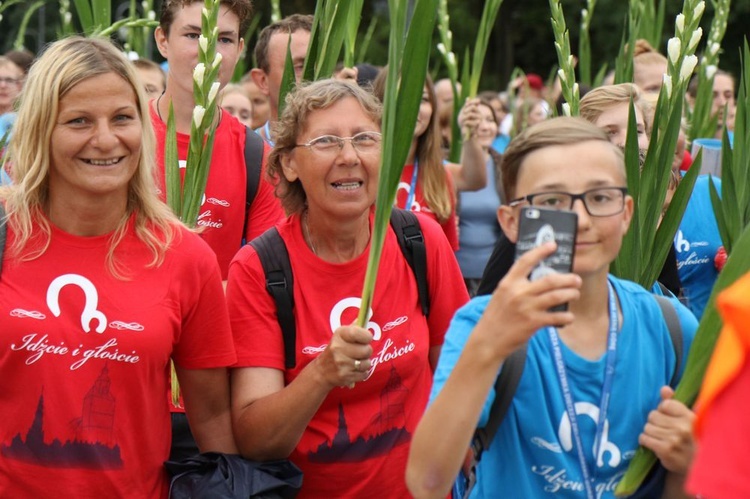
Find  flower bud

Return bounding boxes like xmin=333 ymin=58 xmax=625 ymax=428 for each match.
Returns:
xmin=437 ymin=43 xmax=447 ymax=55
xmin=199 ymin=35 xmax=208 ymax=53
xmin=193 ymin=63 xmax=205 ymax=84
xmin=557 ymin=68 xmax=566 ymax=83
xmin=192 ymin=106 xmax=206 ymax=128
xmin=667 ymin=38 xmax=681 ymax=65
xmin=147 ymin=10 xmax=155 ymax=20
xmin=680 ymin=55 xmax=698 ymax=82
xmin=709 ymin=42 xmax=720 ymax=56
xmin=207 ymin=81 xmax=220 ymax=104
xmin=562 ymin=103 xmax=571 ymax=117
xmin=694 ymin=1 xmax=705 ymax=19
xmin=663 ymin=74 xmax=673 ymax=99
xmin=688 ymin=28 xmax=702 ymax=51
xmin=675 ymin=14 xmax=685 ymax=34
xmin=706 ymin=65 xmax=717 ymax=79
xmin=213 ymin=52 xmax=223 ymax=66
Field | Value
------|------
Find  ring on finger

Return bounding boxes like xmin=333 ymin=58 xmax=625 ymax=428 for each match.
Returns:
xmin=354 ymin=359 xmax=361 ymax=371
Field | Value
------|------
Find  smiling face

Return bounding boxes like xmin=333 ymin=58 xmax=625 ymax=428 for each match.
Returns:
xmin=500 ymin=140 xmax=633 ymax=280
xmin=49 ymin=72 xmax=142 ymax=206
xmin=281 ymin=96 xmax=380 ymax=221
xmin=476 ymin=103 xmax=499 ymax=149
xmin=414 ymin=86 xmax=433 ymax=139
xmin=594 ymin=101 xmax=649 ymax=150
xmin=155 ymin=2 xmax=244 ymax=98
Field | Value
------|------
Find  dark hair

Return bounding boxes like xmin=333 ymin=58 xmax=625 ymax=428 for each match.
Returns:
xmin=254 ymin=14 xmax=313 ymax=74
xmin=159 ymin=0 xmax=254 ymax=38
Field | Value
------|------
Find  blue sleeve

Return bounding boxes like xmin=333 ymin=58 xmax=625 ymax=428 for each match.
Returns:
xmin=430 ymin=296 xmax=499 ymax=427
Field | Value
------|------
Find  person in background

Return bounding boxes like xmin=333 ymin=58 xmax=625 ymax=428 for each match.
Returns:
xmin=132 ymin=58 xmax=166 ymax=101
xmin=406 ymin=117 xmax=697 ymax=499
xmin=240 ymin=72 xmax=271 ymax=129
xmin=227 ymin=79 xmax=468 ymax=497
xmin=0 ymin=36 xmax=236 ymax=497
xmin=633 ymin=39 xmax=668 ymax=94
xmin=220 ymin=83 xmax=253 ymax=128
xmin=373 ymin=70 xmax=487 ymax=250
xmin=4 ymin=49 xmax=34 ymax=76
xmin=152 ymin=0 xmax=283 ymax=460
xmin=455 ymin=97 xmax=504 ymax=296
xmin=250 ymin=14 xmax=313 ymax=145
xmin=510 ymin=96 xmax=549 ymax=137
xmin=687 ymin=69 xmax=735 ymax=139
xmin=0 ymin=56 xmax=23 ymax=117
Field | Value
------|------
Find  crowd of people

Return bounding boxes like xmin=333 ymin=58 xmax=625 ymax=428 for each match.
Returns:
xmin=0 ymin=0 xmax=747 ymax=497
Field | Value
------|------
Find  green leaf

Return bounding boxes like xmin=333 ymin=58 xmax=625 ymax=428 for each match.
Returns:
xmin=91 ymin=0 xmax=110 ymax=30
xmin=164 ymin=101 xmax=182 ymax=217
xmin=278 ymin=37 xmax=297 ymax=118
xmin=343 ymin=0 xmax=364 ymax=67
xmin=357 ymin=0 xmax=439 ymax=326
xmin=13 ymin=0 xmax=47 ymax=50
xmin=72 ymin=0 xmax=94 ymax=32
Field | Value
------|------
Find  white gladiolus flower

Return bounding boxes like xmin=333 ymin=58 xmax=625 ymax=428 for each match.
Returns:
xmin=706 ymin=65 xmax=718 ymax=79
xmin=213 ymin=52 xmax=222 ymax=66
xmin=558 ymin=69 xmax=566 ymax=83
xmin=207 ymin=82 xmax=220 ymax=104
xmin=562 ymin=103 xmax=571 ymax=117
xmin=212 ymin=27 xmax=218 ymax=39
xmin=709 ymin=42 xmax=720 ymax=55
xmin=192 ymin=106 xmax=206 ymax=128
xmin=437 ymin=43 xmax=447 ymax=55
xmin=573 ymin=82 xmax=579 ymax=96
xmin=688 ymin=28 xmax=702 ymax=51
xmin=675 ymin=14 xmax=685 ymax=34
xmin=199 ymin=35 xmax=208 ymax=53
xmin=202 ymin=7 xmax=209 ymax=19
xmin=447 ymin=52 xmax=456 ymax=67
xmin=148 ymin=10 xmax=155 ymax=20
xmin=64 ymin=11 xmax=71 ymax=24
xmin=447 ymin=31 xmax=453 ymax=42
xmin=680 ymin=55 xmax=698 ymax=81
xmin=568 ymin=55 xmax=575 ymax=67
xmin=667 ymin=38 xmax=681 ymax=65
xmin=193 ymin=63 xmax=205 ymax=84
xmin=694 ymin=1 xmax=705 ymax=19
xmin=663 ymin=74 xmax=673 ymax=99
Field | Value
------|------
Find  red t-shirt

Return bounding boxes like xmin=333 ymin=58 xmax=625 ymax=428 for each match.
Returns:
xmin=226 ymin=211 xmax=468 ymax=498
xmin=151 ymin=106 xmax=284 ymax=279
xmin=0 ymin=217 xmax=236 ymax=497
xmin=395 ymin=163 xmax=459 ymax=250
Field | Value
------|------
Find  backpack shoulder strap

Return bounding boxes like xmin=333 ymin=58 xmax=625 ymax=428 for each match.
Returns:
xmin=389 ymin=208 xmax=430 ymax=317
xmin=653 ymin=294 xmax=684 ymax=388
xmin=243 ymin=126 xmax=266 ymax=239
xmin=459 ymin=344 xmax=527 ymax=497
xmin=0 ymin=202 xmax=6 ymax=276
xmin=248 ymin=228 xmax=297 ymax=369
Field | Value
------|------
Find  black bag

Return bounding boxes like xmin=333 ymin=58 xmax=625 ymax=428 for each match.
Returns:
xmin=165 ymin=452 xmax=303 ymax=499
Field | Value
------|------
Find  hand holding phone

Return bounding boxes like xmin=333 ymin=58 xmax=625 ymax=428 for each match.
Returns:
xmin=514 ymin=207 xmax=577 ymax=312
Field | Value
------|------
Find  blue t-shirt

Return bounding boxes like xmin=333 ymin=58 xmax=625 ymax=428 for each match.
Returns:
xmin=431 ymin=276 xmax=697 ymax=498
xmin=674 ymin=175 xmax=722 ymax=319
xmin=456 ymin=156 xmax=502 ymax=278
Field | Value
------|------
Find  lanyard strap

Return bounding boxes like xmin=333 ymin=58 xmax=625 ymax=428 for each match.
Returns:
xmin=263 ymin=121 xmax=275 ymax=147
xmin=403 ymin=159 xmax=419 ymax=210
xmin=547 ymin=279 xmax=618 ymax=499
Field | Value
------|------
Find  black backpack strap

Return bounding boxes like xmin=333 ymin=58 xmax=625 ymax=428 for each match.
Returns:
xmin=460 ymin=344 xmax=527 ymax=497
xmin=389 ymin=209 xmax=430 ymax=317
xmin=248 ymin=228 xmax=297 ymax=369
xmin=654 ymin=294 xmax=684 ymax=388
xmin=242 ymin=127 xmax=266 ymax=242
xmin=0 ymin=202 xmax=6 ymax=276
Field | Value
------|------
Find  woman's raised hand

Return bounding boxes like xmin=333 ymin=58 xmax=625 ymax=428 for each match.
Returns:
xmin=458 ymin=97 xmax=482 ymax=138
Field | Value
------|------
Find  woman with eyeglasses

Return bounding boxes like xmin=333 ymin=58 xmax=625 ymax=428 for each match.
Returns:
xmin=407 ymin=117 xmax=698 ymax=499
xmin=226 ymin=79 xmax=468 ymax=497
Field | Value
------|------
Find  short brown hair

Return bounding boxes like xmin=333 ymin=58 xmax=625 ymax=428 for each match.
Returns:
xmin=254 ymin=14 xmax=313 ymax=74
xmin=159 ymin=0 xmax=254 ymax=37
xmin=580 ymin=83 xmax=650 ymax=133
xmin=268 ymin=79 xmax=382 ymax=214
xmin=501 ymin=117 xmax=622 ymax=201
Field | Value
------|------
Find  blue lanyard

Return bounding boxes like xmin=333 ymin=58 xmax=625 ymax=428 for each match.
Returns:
xmin=263 ymin=121 xmax=275 ymax=147
xmin=403 ymin=159 xmax=419 ymax=210
xmin=547 ymin=280 xmax=619 ymax=499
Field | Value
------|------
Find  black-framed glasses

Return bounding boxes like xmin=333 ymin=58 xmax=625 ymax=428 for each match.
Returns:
xmin=294 ymin=131 xmax=382 ymax=155
xmin=509 ymin=187 xmax=628 ymax=217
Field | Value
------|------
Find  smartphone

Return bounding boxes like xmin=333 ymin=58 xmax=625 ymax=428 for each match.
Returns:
xmin=514 ymin=207 xmax=577 ymax=312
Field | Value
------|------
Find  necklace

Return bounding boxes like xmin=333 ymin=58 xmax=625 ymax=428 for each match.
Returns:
xmin=156 ymin=91 xmax=165 ymax=121
xmin=303 ymin=210 xmax=317 ymax=255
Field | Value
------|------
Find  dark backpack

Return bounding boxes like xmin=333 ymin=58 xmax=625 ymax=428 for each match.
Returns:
xmin=0 ymin=202 xmax=6 ymax=275
xmin=241 ymin=127 xmax=267 ymax=241
xmin=249 ymin=208 xmax=430 ymax=369
xmin=459 ymin=293 xmax=685 ymax=497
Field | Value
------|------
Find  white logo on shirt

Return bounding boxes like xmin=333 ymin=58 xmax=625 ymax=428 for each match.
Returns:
xmin=329 ymin=297 xmax=382 ymax=340
xmin=558 ymin=401 xmax=621 ymax=468
xmin=47 ymin=274 xmax=107 ymax=333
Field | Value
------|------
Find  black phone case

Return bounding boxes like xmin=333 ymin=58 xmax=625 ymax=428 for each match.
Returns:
xmin=514 ymin=207 xmax=577 ymax=311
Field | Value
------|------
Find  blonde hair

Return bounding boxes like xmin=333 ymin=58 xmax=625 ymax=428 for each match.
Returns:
xmin=268 ymin=79 xmax=382 ymax=214
xmin=372 ymin=69 xmax=453 ymax=222
xmin=501 ymin=117 xmax=623 ymax=201
xmin=580 ymin=83 xmax=651 ymax=133
xmin=1 ymin=36 xmax=179 ymax=277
